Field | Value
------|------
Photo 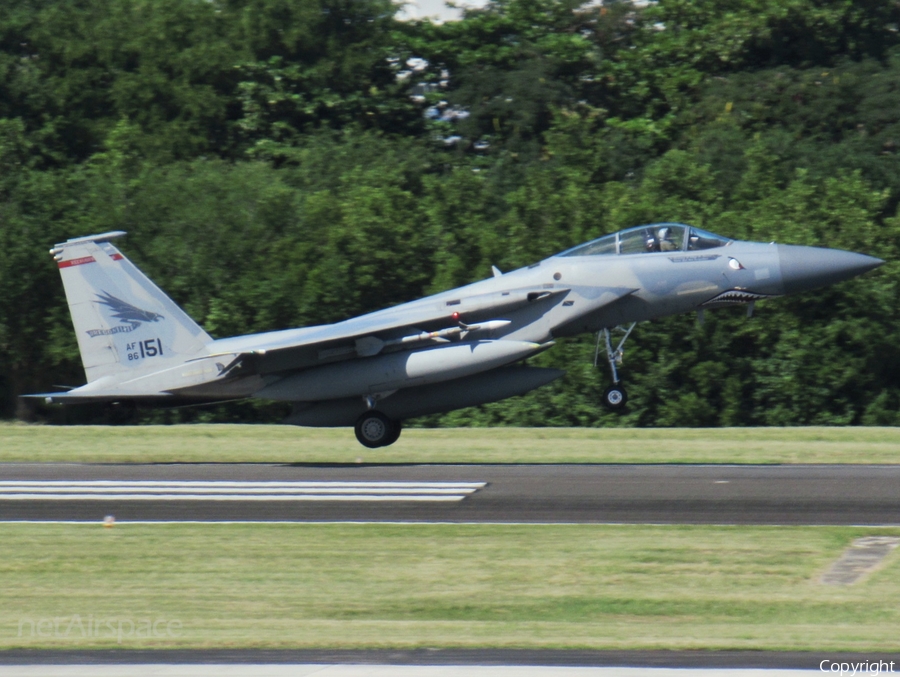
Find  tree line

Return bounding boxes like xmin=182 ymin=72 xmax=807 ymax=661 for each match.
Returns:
xmin=1 ymin=0 xmax=899 ymax=427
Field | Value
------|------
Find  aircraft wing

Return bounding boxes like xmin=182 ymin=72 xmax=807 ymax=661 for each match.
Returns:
xmin=200 ymin=284 xmax=637 ymax=379
xmin=201 ymin=286 xmax=577 ymax=376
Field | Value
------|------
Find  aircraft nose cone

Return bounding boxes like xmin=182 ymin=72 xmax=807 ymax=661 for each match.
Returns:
xmin=778 ymin=245 xmax=883 ymax=295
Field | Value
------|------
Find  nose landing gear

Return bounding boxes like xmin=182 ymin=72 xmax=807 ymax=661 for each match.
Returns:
xmin=602 ymin=384 xmax=628 ymax=410
xmin=595 ymin=322 xmax=636 ymax=411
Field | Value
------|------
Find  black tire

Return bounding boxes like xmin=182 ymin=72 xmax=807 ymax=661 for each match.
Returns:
xmin=381 ymin=419 xmax=402 ymax=447
xmin=603 ymin=385 xmax=627 ymax=410
xmin=354 ymin=411 xmax=395 ymax=448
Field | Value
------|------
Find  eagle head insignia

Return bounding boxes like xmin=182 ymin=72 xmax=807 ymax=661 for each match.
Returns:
xmin=95 ymin=291 xmax=164 ymax=330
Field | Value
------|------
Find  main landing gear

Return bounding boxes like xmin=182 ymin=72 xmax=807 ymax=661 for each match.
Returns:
xmin=595 ymin=323 xmax=636 ymax=411
xmin=354 ymin=410 xmax=403 ymax=448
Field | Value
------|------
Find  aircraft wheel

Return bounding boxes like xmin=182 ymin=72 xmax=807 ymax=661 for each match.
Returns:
xmin=354 ymin=411 xmax=395 ymax=448
xmin=602 ymin=385 xmax=628 ymax=410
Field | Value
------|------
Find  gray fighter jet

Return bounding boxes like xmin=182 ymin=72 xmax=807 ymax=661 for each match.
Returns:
xmin=28 ymin=224 xmax=882 ymax=447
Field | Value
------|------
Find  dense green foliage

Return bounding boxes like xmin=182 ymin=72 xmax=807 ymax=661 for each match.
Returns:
xmin=1 ymin=0 xmax=899 ymax=426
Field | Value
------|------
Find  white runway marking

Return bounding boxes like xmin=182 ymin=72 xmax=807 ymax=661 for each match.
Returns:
xmin=0 ymin=480 xmax=486 ymax=502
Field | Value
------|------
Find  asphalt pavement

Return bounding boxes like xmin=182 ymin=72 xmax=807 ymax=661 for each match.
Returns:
xmin=1 ymin=463 xmax=898 ymax=525
xmin=2 ymin=648 xmax=899 ymax=669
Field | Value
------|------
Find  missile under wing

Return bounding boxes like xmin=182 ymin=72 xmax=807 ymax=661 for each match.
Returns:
xmin=26 ymin=224 xmax=882 ymax=447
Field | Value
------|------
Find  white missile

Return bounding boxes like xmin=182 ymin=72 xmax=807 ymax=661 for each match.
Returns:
xmin=461 ymin=319 xmax=513 ymax=334
xmin=256 ymin=339 xmax=541 ymax=402
xmin=354 ymin=320 xmax=512 ymax=357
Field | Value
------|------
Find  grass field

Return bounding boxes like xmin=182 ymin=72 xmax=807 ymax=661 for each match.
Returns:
xmin=1 ymin=423 xmax=899 ymax=464
xmin=4 ymin=425 xmax=899 ymax=652
xmin=3 ymin=523 xmax=900 ymax=651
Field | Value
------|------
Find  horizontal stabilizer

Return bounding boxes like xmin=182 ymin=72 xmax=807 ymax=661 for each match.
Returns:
xmin=23 ymin=390 xmax=173 ymax=405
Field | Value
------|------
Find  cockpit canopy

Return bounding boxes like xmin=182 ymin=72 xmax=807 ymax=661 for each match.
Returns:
xmin=558 ymin=223 xmax=732 ymax=257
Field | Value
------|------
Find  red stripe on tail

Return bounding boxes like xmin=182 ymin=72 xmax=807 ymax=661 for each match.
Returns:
xmin=58 ymin=256 xmax=96 ymax=269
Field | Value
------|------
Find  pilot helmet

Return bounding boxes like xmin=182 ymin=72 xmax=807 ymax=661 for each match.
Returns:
xmin=658 ymin=226 xmax=671 ymax=240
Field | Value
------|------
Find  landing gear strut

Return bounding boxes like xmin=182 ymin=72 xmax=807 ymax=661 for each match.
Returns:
xmin=595 ymin=322 xmax=636 ymax=410
xmin=354 ymin=411 xmax=402 ymax=448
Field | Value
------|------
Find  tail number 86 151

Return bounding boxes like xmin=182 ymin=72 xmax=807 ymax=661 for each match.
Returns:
xmin=126 ymin=338 xmax=164 ymax=361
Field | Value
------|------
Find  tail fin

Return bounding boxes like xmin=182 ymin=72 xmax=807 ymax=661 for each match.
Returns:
xmin=51 ymin=232 xmax=212 ymax=383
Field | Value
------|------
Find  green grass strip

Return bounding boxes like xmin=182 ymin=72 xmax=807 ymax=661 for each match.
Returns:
xmin=1 ymin=423 xmax=899 ymax=464
xmin=3 ymin=523 xmax=900 ymax=650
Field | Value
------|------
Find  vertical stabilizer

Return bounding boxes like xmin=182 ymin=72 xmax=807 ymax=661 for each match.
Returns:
xmin=51 ymin=232 xmax=212 ymax=383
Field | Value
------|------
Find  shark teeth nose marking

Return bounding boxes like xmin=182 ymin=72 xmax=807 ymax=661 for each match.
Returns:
xmin=702 ymin=290 xmax=775 ymax=306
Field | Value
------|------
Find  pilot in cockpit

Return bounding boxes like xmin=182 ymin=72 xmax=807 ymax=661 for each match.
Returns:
xmin=657 ymin=226 xmax=678 ymax=252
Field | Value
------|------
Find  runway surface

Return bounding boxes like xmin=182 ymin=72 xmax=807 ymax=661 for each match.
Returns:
xmin=3 ymin=648 xmax=899 ymax=670
xmin=0 ymin=665 xmax=833 ymax=676
xmin=1 ymin=463 xmax=899 ymax=524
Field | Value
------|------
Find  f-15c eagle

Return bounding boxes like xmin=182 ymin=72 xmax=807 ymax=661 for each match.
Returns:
xmin=27 ymin=226 xmax=882 ymax=447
